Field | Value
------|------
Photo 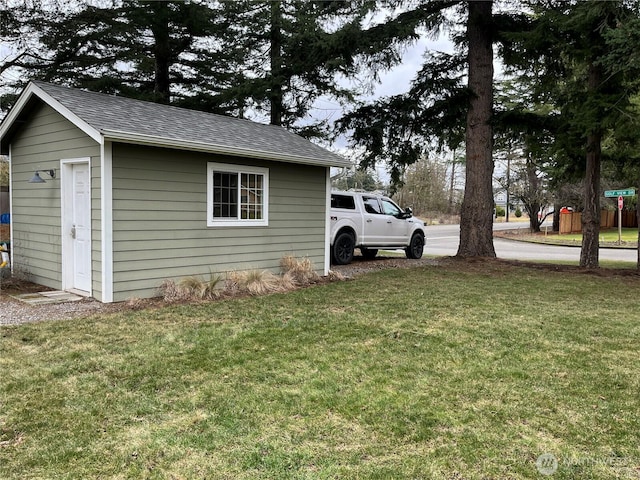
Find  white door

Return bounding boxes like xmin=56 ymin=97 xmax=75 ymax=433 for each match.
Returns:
xmin=379 ymin=198 xmax=411 ymax=245
xmin=361 ymin=195 xmax=388 ymax=244
xmin=70 ymin=163 xmax=91 ymax=292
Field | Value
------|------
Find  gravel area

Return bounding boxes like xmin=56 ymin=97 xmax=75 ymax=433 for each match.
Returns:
xmin=0 ymin=254 xmax=441 ymax=326
xmin=330 ymin=254 xmax=441 ymax=278
xmin=0 ymin=295 xmax=127 ymax=326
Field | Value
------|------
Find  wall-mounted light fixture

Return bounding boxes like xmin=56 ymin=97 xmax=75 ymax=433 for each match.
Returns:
xmin=28 ymin=169 xmax=56 ymax=183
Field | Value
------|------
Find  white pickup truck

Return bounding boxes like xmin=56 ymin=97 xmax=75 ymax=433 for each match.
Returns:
xmin=330 ymin=191 xmax=426 ymax=265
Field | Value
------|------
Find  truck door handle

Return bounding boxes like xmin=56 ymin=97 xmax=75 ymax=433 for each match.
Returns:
xmin=387 ymin=220 xmax=392 ymax=224
xmin=366 ymin=219 xmax=372 ymax=223
xmin=71 ymin=226 xmax=76 ymax=239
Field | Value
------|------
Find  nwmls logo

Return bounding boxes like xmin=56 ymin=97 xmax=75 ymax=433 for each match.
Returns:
xmin=535 ymin=453 xmax=634 ymax=475
xmin=536 ymin=453 xmax=559 ymax=476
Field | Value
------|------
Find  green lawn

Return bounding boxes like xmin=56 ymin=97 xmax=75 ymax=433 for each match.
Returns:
xmin=503 ymin=228 xmax=638 ymax=248
xmin=562 ymin=228 xmax=638 ymax=245
xmin=2 ymin=260 xmax=640 ymax=479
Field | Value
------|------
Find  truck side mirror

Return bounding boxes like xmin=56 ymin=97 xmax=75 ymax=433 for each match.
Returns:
xmin=404 ymin=207 xmax=413 ymax=218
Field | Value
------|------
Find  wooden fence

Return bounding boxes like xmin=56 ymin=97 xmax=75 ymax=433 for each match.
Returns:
xmin=559 ymin=210 xmax=637 ymax=234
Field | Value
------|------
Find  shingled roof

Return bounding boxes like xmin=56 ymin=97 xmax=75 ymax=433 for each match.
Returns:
xmin=0 ymin=81 xmax=350 ymax=167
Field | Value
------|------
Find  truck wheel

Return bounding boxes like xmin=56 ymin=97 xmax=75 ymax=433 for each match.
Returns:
xmin=360 ymin=248 xmax=378 ymax=260
xmin=405 ymin=232 xmax=424 ymax=259
xmin=332 ymin=232 xmax=355 ymax=265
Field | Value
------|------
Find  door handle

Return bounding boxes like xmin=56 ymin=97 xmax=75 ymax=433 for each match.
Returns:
xmin=366 ymin=219 xmax=372 ymax=223
xmin=71 ymin=226 xmax=76 ymax=239
xmin=387 ymin=220 xmax=392 ymax=224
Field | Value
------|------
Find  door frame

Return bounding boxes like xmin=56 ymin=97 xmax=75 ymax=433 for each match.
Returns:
xmin=60 ymin=157 xmax=92 ymax=295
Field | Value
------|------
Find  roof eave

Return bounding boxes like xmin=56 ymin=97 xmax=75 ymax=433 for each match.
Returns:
xmin=0 ymin=82 xmax=102 ymax=148
xmin=101 ymin=129 xmax=352 ymax=168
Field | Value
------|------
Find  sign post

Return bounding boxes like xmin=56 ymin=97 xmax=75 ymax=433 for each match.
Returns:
xmin=604 ymin=189 xmax=635 ymax=246
xmin=618 ymin=196 xmax=624 ymax=245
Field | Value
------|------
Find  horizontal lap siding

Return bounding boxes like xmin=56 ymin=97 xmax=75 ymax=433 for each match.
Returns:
xmin=111 ymin=144 xmax=327 ymax=301
xmin=10 ymin=104 xmax=101 ymax=292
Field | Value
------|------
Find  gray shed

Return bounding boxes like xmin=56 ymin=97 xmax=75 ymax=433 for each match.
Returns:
xmin=0 ymin=81 xmax=349 ymax=302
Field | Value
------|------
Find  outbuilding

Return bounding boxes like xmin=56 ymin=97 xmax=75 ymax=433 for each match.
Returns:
xmin=0 ymin=81 xmax=349 ymax=302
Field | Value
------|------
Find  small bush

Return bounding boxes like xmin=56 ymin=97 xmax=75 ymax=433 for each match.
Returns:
xmin=126 ymin=297 xmax=146 ymax=310
xmin=327 ymin=270 xmax=346 ymax=281
xmin=495 ymin=206 xmax=505 ymax=217
xmin=158 ymin=272 xmax=222 ymax=302
xmin=158 ymin=279 xmax=191 ymax=303
xmin=279 ymin=255 xmax=320 ymax=286
xmin=158 ymin=255 xmax=335 ymax=304
xmin=227 ymin=269 xmax=285 ymax=296
xmin=515 ymin=208 xmax=522 ymax=218
xmin=180 ymin=273 xmax=222 ymax=300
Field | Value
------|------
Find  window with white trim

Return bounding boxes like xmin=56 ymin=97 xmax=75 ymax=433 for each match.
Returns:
xmin=207 ymin=162 xmax=269 ymax=227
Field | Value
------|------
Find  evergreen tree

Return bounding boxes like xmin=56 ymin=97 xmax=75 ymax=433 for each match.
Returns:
xmin=215 ymin=0 xmax=408 ymax=136
xmin=1 ymin=1 xmax=233 ymax=111
xmin=338 ymin=0 xmax=503 ymax=257
xmin=457 ymin=0 xmax=495 ymax=257
xmin=503 ymin=0 xmax=640 ymax=267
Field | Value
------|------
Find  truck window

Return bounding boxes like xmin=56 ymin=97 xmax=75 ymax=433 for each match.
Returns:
xmin=363 ymin=196 xmax=382 ymax=214
xmin=381 ymin=199 xmax=402 ymax=216
xmin=331 ymin=194 xmax=355 ymax=210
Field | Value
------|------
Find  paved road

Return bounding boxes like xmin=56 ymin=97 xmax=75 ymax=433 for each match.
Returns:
xmin=425 ymin=223 xmax=637 ymax=263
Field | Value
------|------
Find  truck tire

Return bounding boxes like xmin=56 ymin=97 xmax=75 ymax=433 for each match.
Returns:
xmin=360 ymin=248 xmax=378 ymax=260
xmin=332 ymin=231 xmax=355 ymax=265
xmin=405 ymin=232 xmax=424 ymax=259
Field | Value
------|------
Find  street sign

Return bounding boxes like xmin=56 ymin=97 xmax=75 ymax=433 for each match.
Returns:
xmin=618 ymin=195 xmax=624 ymax=210
xmin=605 ymin=189 xmax=635 ymax=197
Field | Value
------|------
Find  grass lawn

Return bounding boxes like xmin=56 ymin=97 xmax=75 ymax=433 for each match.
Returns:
xmin=2 ymin=260 xmax=640 ymax=479
xmin=499 ymin=228 xmax=638 ymax=248
xmin=561 ymin=228 xmax=638 ymax=246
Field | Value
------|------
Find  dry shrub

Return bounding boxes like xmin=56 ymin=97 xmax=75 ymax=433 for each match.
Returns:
xmin=279 ymin=255 xmax=320 ymax=286
xmin=158 ymin=256 xmax=324 ymax=303
xmin=158 ymin=279 xmax=191 ymax=303
xmin=126 ymin=297 xmax=146 ymax=310
xmin=279 ymin=271 xmax=297 ymax=291
xmin=327 ymin=270 xmax=346 ymax=282
xmin=158 ymin=274 xmax=223 ymax=302
xmin=227 ymin=269 xmax=285 ymax=296
xmin=180 ymin=274 xmax=222 ymax=300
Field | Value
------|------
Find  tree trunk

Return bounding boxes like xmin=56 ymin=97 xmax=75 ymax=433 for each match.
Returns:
xmin=457 ymin=0 xmax=496 ymax=258
xmin=505 ymin=154 xmax=510 ymax=223
xmin=527 ymin=157 xmax=541 ymax=232
xmin=448 ymin=149 xmax=458 ymax=214
xmin=580 ymin=136 xmax=600 ymax=267
xmin=579 ymin=62 xmax=602 ymax=268
xmin=269 ymin=0 xmax=284 ymax=126
xmin=150 ymin=2 xmax=172 ymax=105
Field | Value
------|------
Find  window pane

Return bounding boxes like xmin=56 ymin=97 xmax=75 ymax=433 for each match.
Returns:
xmin=381 ymin=199 xmax=401 ymax=216
xmin=363 ymin=197 xmax=382 ymax=214
xmin=240 ymin=173 xmax=264 ymax=220
xmin=212 ymin=171 xmax=238 ymax=218
xmin=210 ymin=167 xmax=265 ymax=223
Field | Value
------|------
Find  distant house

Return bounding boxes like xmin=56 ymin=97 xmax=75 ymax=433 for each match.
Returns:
xmin=0 ymin=81 xmax=349 ymax=302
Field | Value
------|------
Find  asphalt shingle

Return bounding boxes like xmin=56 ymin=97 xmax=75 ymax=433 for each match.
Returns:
xmin=31 ymin=81 xmax=349 ymax=167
